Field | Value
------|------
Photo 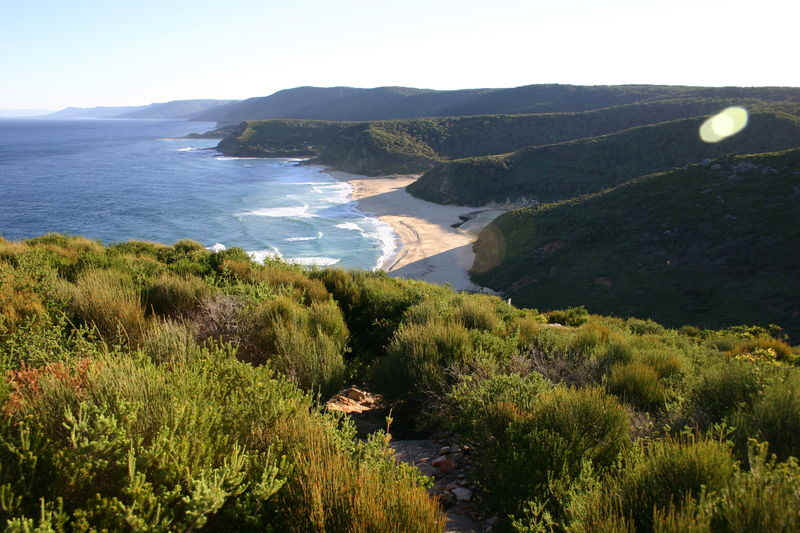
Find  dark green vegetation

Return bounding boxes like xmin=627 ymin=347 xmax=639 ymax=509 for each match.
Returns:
xmin=472 ymin=149 xmax=800 ymax=341
xmin=214 ymin=94 xmax=800 ymax=181
xmin=408 ymin=111 xmax=800 ymax=205
xmin=193 ymin=84 xmax=800 ymax=125
xmin=3 ymin=234 xmax=800 ymax=531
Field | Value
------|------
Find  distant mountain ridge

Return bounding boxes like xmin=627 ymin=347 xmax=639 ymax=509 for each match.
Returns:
xmin=44 ymin=99 xmax=235 ymax=120
xmin=116 ymin=99 xmax=237 ymax=119
xmin=46 ymin=105 xmax=148 ymax=119
xmin=192 ymin=84 xmax=800 ymax=125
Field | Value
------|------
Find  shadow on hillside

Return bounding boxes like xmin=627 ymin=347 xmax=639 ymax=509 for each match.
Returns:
xmin=389 ymin=244 xmax=495 ymax=293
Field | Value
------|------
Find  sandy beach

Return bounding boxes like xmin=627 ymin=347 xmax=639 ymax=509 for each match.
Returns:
xmin=329 ymin=171 xmax=506 ymax=292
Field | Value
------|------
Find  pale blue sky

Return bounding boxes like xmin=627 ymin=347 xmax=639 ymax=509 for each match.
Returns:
xmin=2 ymin=0 xmax=797 ymax=110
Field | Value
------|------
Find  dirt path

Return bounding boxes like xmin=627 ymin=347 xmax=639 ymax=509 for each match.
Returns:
xmin=326 ymin=387 xmax=494 ymax=532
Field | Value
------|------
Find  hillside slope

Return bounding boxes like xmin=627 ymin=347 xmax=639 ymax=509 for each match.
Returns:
xmin=116 ymin=99 xmax=236 ymax=119
xmin=471 ymin=148 xmax=800 ymax=338
xmin=408 ymin=111 xmax=800 ymax=205
xmin=196 ymin=84 xmax=800 ymax=125
xmin=216 ymin=99 xmax=778 ymax=175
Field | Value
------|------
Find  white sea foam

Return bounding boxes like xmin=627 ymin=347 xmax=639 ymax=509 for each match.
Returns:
xmin=236 ymin=205 xmax=315 ymax=218
xmin=247 ymin=248 xmax=282 ymax=264
xmin=285 ymin=231 xmax=323 ymax=242
xmin=335 ymin=222 xmax=363 ymax=232
xmin=177 ymin=147 xmax=195 ymax=152
xmin=207 ymin=242 xmax=227 ymax=253
xmin=335 ymin=220 xmax=398 ymax=270
xmin=287 ymin=257 xmax=341 ymax=267
xmin=312 ymin=182 xmax=352 ymax=204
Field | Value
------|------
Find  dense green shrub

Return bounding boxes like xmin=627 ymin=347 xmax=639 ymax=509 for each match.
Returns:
xmin=0 ymin=349 xmax=444 ymax=531
xmin=547 ymin=306 xmax=589 ymax=327
xmin=239 ymin=296 xmax=348 ymax=397
xmin=627 ymin=317 xmax=668 ymax=336
xmin=443 ymin=372 xmax=552 ymax=434
xmin=596 ymin=337 xmax=635 ymax=373
xmin=734 ymin=374 xmax=800 ymax=461
xmin=708 ymin=441 xmax=800 ymax=532
xmin=312 ymin=270 xmax=429 ymax=362
xmin=453 ymin=296 xmax=502 ymax=331
xmin=607 ymin=361 xmax=667 ymax=410
xmin=63 ymin=269 xmax=146 ymax=346
xmin=686 ymin=360 xmax=762 ymax=428
xmin=637 ymin=345 xmax=685 ymax=380
xmin=143 ymin=272 xmax=211 ymax=316
xmin=569 ymin=438 xmax=737 ymax=533
xmin=140 ymin=319 xmax=200 ymax=364
xmin=377 ymin=321 xmax=473 ymax=400
xmin=475 ymin=386 xmax=631 ymax=524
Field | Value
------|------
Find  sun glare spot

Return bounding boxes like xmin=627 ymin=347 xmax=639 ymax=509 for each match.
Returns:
xmin=699 ymin=106 xmax=749 ymax=143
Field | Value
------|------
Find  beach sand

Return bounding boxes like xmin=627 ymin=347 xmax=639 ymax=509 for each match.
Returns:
xmin=329 ymin=171 xmax=506 ymax=292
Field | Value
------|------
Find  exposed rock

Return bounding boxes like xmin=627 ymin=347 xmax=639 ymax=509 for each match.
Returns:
xmin=452 ymin=487 xmax=473 ymax=502
xmin=432 ymin=455 xmax=457 ymax=473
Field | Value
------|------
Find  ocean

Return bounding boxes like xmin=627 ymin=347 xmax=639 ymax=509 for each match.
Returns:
xmin=0 ymin=118 xmax=395 ymax=270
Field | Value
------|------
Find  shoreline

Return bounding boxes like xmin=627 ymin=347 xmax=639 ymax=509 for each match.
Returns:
xmin=326 ymin=169 xmax=506 ymax=293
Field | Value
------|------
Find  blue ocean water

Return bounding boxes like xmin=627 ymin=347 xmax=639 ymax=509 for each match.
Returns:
xmin=0 ymin=119 xmax=395 ymax=270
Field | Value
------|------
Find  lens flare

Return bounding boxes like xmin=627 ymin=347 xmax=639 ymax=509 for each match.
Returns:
xmin=699 ymin=106 xmax=749 ymax=143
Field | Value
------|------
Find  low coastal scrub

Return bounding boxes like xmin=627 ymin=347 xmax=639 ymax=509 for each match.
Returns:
xmin=2 ymin=234 xmax=800 ymax=531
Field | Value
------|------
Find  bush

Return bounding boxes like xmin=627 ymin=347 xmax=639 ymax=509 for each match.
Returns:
xmin=546 ymin=306 xmax=589 ymax=327
xmin=240 ymin=296 xmax=348 ymax=397
xmin=607 ymin=361 xmax=667 ymax=410
xmin=377 ymin=321 xmax=473 ymax=400
xmin=514 ymin=313 xmax=547 ymax=345
xmin=108 ymin=240 xmax=169 ymax=258
xmin=140 ymin=319 xmax=200 ymax=364
xmin=475 ymin=386 xmax=631 ymax=524
xmin=570 ymin=438 xmax=737 ymax=533
xmin=596 ymin=337 xmax=635 ymax=373
xmin=709 ymin=441 xmax=800 ymax=532
xmin=686 ymin=360 xmax=762 ymax=428
xmin=728 ymin=336 xmax=797 ymax=364
xmin=452 ymin=296 xmax=501 ymax=331
xmin=274 ymin=421 xmax=445 ymax=532
xmin=0 ymin=263 xmax=46 ymax=331
xmin=403 ymin=298 xmax=453 ymax=325
xmin=143 ymin=272 xmax=211 ymax=317
xmin=313 ymin=270 xmax=428 ymax=362
xmin=173 ymin=238 xmax=205 ymax=254
xmin=637 ymin=345 xmax=685 ymax=379
xmin=64 ymin=269 xmax=146 ymax=346
xmin=627 ymin=317 xmax=667 ymax=335
xmin=0 ymin=348 xmax=444 ymax=532
xmin=255 ymin=263 xmax=330 ymax=304
xmin=443 ymin=372 xmax=552 ymax=434
xmin=735 ymin=375 xmax=800 ymax=461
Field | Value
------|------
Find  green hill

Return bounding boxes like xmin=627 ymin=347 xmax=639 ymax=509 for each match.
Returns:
xmin=194 ymin=83 xmax=800 ymax=126
xmin=471 ymin=148 xmax=800 ymax=339
xmin=216 ymin=98 xmax=784 ymax=175
xmin=408 ymin=111 xmax=800 ymax=205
